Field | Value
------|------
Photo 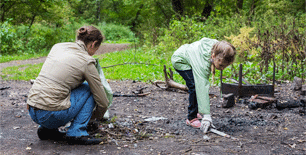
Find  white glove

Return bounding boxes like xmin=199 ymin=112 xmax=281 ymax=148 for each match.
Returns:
xmin=200 ymin=114 xmax=215 ymax=133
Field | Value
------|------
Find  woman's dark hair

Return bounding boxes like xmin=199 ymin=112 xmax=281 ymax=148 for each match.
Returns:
xmin=76 ymin=26 xmax=104 ymax=48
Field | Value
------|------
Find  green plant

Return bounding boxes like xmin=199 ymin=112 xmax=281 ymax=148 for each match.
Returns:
xmin=225 ymin=27 xmax=258 ymax=62
xmin=0 ymin=19 xmax=24 ymax=55
xmin=110 ymin=115 xmax=118 ymax=123
xmin=154 ymin=17 xmax=209 ymax=56
xmin=98 ymin=22 xmax=137 ymax=43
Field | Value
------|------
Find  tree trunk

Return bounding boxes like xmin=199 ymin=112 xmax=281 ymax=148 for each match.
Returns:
xmin=201 ymin=2 xmax=212 ymax=19
xmin=24 ymin=14 xmax=36 ymax=36
xmin=1 ymin=2 xmax=5 ymax=22
xmin=155 ymin=1 xmax=171 ymax=26
xmin=237 ymin=0 xmax=243 ymax=12
xmin=130 ymin=4 xmax=143 ymax=32
xmin=250 ymin=0 xmax=258 ymax=15
xmin=171 ymin=0 xmax=183 ymax=19
xmin=96 ymin=0 xmax=101 ymax=23
xmin=111 ymin=0 xmax=119 ymax=13
xmin=1 ymin=1 xmax=16 ymax=22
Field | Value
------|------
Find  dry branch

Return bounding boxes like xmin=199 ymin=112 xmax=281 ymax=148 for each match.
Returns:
xmin=152 ymin=65 xmax=188 ymax=91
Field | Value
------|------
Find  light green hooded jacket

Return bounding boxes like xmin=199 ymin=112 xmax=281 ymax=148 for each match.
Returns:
xmin=171 ymin=38 xmax=218 ymax=114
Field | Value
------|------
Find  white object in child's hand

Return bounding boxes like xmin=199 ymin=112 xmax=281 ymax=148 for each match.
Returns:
xmin=200 ymin=114 xmax=215 ymax=133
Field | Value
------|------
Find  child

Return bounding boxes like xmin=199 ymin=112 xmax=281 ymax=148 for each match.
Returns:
xmin=171 ymin=38 xmax=236 ymax=133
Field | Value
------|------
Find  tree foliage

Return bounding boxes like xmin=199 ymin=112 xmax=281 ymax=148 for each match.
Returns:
xmin=1 ymin=0 xmax=306 ymax=56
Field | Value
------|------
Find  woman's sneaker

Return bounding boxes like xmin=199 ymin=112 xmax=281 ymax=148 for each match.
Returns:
xmin=37 ymin=126 xmax=66 ymax=141
xmin=186 ymin=118 xmax=201 ymax=128
xmin=66 ymin=135 xmax=103 ymax=145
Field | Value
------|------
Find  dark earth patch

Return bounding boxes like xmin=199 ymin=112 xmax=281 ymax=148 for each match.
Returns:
xmin=1 ymin=43 xmax=306 ymax=154
xmin=1 ymin=80 xmax=306 ymax=154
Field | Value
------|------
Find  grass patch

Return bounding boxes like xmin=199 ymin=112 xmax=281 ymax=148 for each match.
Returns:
xmin=0 ymin=52 xmax=48 ymax=63
xmin=1 ymin=47 xmax=278 ymax=87
xmin=94 ymin=49 xmax=184 ymax=83
xmin=0 ymin=48 xmax=185 ymax=84
xmin=1 ymin=63 xmax=43 ymax=80
xmin=3 ymin=47 xmax=272 ymax=86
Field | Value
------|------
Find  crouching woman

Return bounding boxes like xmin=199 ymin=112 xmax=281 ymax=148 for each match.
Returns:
xmin=27 ymin=25 xmax=108 ymax=145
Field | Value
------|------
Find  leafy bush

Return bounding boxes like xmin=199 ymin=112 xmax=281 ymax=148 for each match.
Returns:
xmin=225 ymin=27 xmax=258 ymax=62
xmin=150 ymin=16 xmax=216 ymax=60
xmin=0 ymin=20 xmax=135 ymax=60
xmin=98 ymin=23 xmax=136 ymax=43
xmin=0 ymin=19 xmax=24 ymax=55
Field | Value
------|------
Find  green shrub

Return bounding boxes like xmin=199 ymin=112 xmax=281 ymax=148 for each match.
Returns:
xmin=98 ymin=22 xmax=137 ymax=43
xmin=0 ymin=19 xmax=24 ymax=55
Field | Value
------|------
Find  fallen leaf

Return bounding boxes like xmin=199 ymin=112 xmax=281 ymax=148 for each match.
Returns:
xmin=283 ymin=127 xmax=288 ymax=130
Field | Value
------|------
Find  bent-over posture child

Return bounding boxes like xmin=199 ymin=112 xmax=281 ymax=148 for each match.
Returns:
xmin=171 ymin=38 xmax=236 ymax=133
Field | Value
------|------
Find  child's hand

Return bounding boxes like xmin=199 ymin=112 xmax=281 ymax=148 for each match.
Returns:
xmin=200 ymin=114 xmax=215 ymax=133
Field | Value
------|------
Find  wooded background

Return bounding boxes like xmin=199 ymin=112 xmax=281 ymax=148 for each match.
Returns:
xmin=1 ymin=0 xmax=306 ymax=83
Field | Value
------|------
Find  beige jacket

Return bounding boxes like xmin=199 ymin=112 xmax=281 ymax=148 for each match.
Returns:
xmin=27 ymin=41 xmax=109 ymax=111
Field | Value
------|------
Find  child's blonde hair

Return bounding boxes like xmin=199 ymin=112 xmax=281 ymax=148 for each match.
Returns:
xmin=211 ymin=41 xmax=236 ymax=65
xmin=211 ymin=41 xmax=236 ymax=83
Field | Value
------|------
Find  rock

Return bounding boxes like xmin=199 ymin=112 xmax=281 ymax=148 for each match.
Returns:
xmin=203 ymin=135 xmax=210 ymax=141
xmin=108 ymin=123 xmax=114 ymax=128
xmin=248 ymin=102 xmax=258 ymax=110
xmin=174 ymin=131 xmax=180 ymax=135
xmin=144 ymin=117 xmax=167 ymax=122
xmin=13 ymin=126 xmax=20 ymax=130
xmin=293 ymin=77 xmax=302 ymax=91
xmin=221 ymin=93 xmax=235 ymax=108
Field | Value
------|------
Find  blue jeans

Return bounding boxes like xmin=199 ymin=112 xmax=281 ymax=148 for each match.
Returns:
xmin=28 ymin=83 xmax=95 ymax=137
xmin=176 ymin=69 xmax=198 ymax=120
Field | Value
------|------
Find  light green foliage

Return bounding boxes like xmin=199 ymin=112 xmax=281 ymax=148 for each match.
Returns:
xmin=110 ymin=115 xmax=117 ymax=123
xmin=98 ymin=23 xmax=137 ymax=43
xmin=225 ymin=27 xmax=258 ymax=61
xmin=152 ymin=17 xmax=212 ymax=59
xmin=0 ymin=20 xmax=134 ymax=61
xmin=0 ymin=19 xmax=80 ymax=56
xmin=0 ymin=20 xmax=23 ymax=55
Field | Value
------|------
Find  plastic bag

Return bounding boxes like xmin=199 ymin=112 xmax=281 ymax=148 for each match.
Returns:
xmin=95 ymin=58 xmax=113 ymax=119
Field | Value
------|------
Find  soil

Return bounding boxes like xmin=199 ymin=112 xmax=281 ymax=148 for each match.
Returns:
xmin=1 ymin=43 xmax=306 ymax=155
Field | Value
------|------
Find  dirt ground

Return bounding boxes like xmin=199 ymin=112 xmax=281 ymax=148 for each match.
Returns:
xmin=1 ymin=43 xmax=306 ymax=155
